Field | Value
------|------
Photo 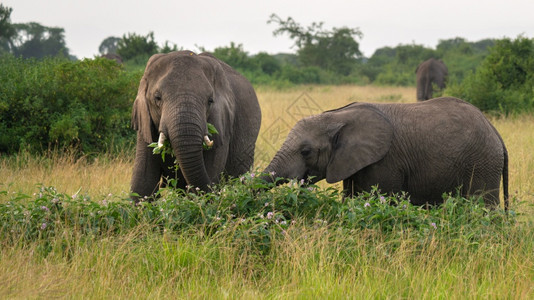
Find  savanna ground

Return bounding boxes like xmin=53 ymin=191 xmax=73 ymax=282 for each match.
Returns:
xmin=1 ymin=85 xmax=533 ymax=298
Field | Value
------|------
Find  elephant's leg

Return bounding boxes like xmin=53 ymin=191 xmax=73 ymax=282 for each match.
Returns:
xmin=131 ymin=134 xmax=163 ymax=201
xmin=461 ymin=170 xmax=502 ymax=208
xmin=204 ymin=143 xmax=230 ymax=183
xmin=342 ymin=178 xmax=356 ymax=202
xmin=225 ymin=141 xmax=255 ymax=177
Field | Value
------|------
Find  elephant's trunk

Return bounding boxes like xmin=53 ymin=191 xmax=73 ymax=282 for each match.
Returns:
xmin=166 ymin=106 xmax=211 ymax=191
xmin=261 ymin=153 xmax=291 ymax=186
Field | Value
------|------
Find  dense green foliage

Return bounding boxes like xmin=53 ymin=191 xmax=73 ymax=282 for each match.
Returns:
xmin=361 ymin=38 xmax=496 ymax=86
xmin=0 ymin=175 xmax=515 ymax=256
xmin=0 ymin=55 xmax=140 ymax=154
xmin=206 ymin=37 xmax=496 ymax=87
xmin=446 ymin=36 xmax=534 ymax=114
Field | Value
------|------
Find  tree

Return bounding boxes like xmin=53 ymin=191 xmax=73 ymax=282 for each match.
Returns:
xmin=268 ymin=14 xmax=363 ymax=75
xmin=116 ymin=32 xmax=158 ymax=61
xmin=213 ymin=42 xmax=254 ymax=70
xmin=98 ymin=36 xmax=121 ymax=55
xmin=10 ymin=22 xmax=71 ymax=59
xmin=0 ymin=4 xmax=16 ymax=53
xmin=446 ymin=36 xmax=534 ymax=113
xmin=251 ymin=52 xmax=281 ymax=75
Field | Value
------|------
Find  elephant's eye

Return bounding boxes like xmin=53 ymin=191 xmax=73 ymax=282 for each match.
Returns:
xmin=208 ymin=96 xmax=214 ymax=106
xmin=154 ymin=92 xmax=162 ymax=102
xmin=300 ymin=148 xmax=311 ymax=157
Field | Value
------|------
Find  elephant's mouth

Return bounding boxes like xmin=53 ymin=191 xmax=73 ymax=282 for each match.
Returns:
xmin=157 ymin=132 xmax=214 ymax=148
xmin=302 ymin=169 xmax=323 ymax=184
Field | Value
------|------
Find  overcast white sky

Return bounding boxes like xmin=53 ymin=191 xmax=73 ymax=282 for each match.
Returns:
xmin=4 ymin=0 xmax=534 ymax=59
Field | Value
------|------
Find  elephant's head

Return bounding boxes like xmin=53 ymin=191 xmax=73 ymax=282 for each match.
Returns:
xmin=132 ymin=51 xmax=234 ymax=191
xmin=263 ymin=103 xmax=393 ymax=184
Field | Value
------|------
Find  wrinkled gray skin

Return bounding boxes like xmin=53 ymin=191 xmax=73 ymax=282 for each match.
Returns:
xmin=131 ymin=51 xmax=261 ymax=200
xmin=416 ymin=58 xmax=448 ymax=101
xmin=263 ymin=97 xmax=508 ymax=209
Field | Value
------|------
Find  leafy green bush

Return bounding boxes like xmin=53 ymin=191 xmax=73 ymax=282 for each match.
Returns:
xmin=446 ymin=36 xmax=534 ymax=114
xmin=0 ymin=55 xmax=141 ymax=154
xmin=0 ymin=173 xmax=515 ymax=256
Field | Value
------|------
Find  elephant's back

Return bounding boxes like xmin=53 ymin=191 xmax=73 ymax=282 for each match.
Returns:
xmin=380 ymin=97 xmax=504 ymax=204
xmin=395 ymin=97 xmax=501 ymax=152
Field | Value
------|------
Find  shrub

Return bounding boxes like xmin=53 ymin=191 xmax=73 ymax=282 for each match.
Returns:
xmin=446 ymin=36 xmax=534 ymax=114
xmin=0 ymin=55 xmax=141 ymax=154
xmin=0 ymin=174 xmax=514 ymax=255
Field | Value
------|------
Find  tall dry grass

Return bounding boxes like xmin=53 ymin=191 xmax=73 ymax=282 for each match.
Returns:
xmin=0 ymin=151 xmax=133 ymax=200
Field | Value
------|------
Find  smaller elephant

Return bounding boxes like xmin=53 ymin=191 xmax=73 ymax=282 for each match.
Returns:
xmin=263 ymin=97 xmax=508 ymax=209
xmin=416 ymin=58 xmax=448 ymax=101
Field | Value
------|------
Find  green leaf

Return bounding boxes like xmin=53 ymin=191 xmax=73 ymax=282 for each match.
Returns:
xmin=148 ymin=140 xmax=173 ymax=162
xmin=207 ymin=122 xmax=219 ymax=136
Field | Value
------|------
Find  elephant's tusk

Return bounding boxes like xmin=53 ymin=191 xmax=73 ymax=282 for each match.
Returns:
xmin=157 ymin=132 xmax=166 ymax=148
xmin=203 ymin=135 xmax=214 ymax=147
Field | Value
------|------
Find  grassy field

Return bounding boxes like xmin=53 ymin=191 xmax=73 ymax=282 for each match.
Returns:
xmin=1 ymin=85 xmax=533 ymax=298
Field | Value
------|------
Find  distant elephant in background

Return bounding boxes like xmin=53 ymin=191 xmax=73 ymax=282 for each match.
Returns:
xmin=131 ymin=51 xmax=261 ymax=200
xmin=262 ymin=97 xmax=509 ymax=210
xmin=100 ymin=53 xmax=123 ymax=64
xmin=416 ymin=58 xmax=448 ymax=101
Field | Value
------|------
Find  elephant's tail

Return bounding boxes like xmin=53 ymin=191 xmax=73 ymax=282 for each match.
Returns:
xmin=503 ymin=143 xmax=509 ymax=212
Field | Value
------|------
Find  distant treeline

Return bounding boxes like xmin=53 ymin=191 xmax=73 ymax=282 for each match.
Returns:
xmin=209 ymin=38 xmax=495 ymax=87
xmin=1 ymin=4 xmax=533 ymax=155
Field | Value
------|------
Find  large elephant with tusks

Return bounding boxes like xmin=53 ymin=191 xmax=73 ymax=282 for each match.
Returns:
xmin=131 ymin=51 xmax=261 ymax=200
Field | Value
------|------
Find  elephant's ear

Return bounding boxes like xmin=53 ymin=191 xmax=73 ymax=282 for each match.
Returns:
xmin=131 ymin=76 xmax=155 ymax=144
xmin=131 ymin=54 xmax=164 ymax=144
xmin=326 ymin=105 xmax=393 ymax=183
